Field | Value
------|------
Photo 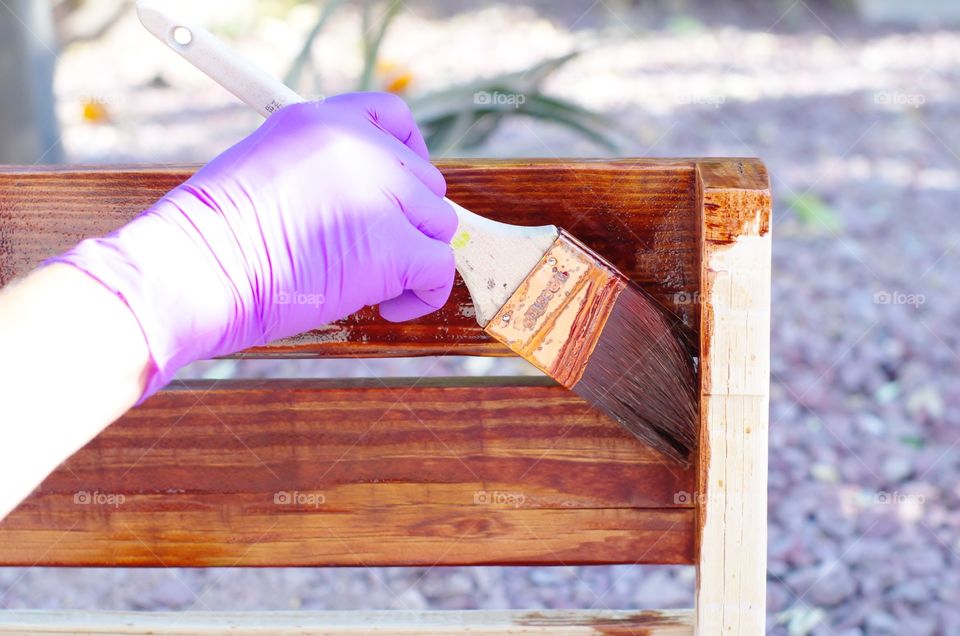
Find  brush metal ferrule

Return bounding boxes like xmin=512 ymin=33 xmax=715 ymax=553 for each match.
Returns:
xmin=483 ymin=230 xmax=627 ymax=387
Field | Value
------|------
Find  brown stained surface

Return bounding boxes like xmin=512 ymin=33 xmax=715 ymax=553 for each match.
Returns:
xmin=515 ymin=609 xmax=694 ymax=634
xmin=0 ymin=159 xmax=709 ymax=357
xmin=696 ymin=159 xmax=771 ymax=245
xmin=0 ymin=378 xmax=696 ymax=567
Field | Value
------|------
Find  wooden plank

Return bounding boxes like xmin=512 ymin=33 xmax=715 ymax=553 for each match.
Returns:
xmin=0 ymin=377 xmax=696 ymax=567
xmin=0 ymin=159 xmax=713 ymax=357
xmin=693 ymin=160 xmax=771 ymax=634
xmin=0 ymin=609 xmax=695 ymax=635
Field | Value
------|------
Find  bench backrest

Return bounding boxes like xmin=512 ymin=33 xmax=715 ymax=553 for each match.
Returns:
xmin=0 ymin=158 xmax=771 ymax=634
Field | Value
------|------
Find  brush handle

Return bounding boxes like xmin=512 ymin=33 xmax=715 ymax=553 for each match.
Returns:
xmin=135 ymin=1 xmax=558 ymax=326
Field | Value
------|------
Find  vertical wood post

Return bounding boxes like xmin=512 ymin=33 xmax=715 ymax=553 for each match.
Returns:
xmin=694 ymin=160 xmax=772 ymax=634
xmin=0 ymin=0 xmax=62 ymax=164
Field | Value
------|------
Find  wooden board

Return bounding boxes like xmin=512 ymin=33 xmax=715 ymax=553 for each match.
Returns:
xmin=0 ymin=377 xmax=696 ymax=567
xmin=0 ymin=159 xmax=708 ymax=357
xmin=0 ymin=609 xmax=695 ymax=635
xmin=694 ymin=160 xmax=771 ymax=634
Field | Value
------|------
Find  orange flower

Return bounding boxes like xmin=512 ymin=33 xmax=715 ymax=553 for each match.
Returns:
xmin=377 ymin=60 xmax=413 ymax=94
xmin=385 ymin=71 xmax=413 ymax=94
xmin=80 ymin=98 xmax=110 ymax=124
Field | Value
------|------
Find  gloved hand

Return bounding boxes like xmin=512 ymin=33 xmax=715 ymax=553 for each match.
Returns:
xmin=47 ymin=92 xmax=457 ymax=399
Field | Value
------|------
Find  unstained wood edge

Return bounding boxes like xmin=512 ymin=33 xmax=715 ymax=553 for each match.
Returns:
xmin=694 ymin=160 xmax=772 ymax=635
xmin=0 ymin=609 xmax=694 ymax=634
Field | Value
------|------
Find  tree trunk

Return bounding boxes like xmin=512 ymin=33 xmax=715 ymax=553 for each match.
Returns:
xmin=0 ymin=0 xmax=63 ymax=164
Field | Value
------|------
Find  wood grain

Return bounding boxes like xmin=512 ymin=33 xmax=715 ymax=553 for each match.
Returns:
xmin=694 ymin=161 xmax=771 ymax=634
xmin=0 ymin=159 xmax=710 ymax=357
xmin=0 ymin=377 xmax=696 ymax=567
xmin=0 ymin=609 xmax=695 ymax=635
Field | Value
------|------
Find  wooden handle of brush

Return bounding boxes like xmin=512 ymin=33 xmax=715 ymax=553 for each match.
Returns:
xmin=135 ymin=0 xmax=558 ymax=326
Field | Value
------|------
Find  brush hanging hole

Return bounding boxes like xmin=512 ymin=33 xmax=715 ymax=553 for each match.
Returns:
xmin=172 ymin=26 xmax=193 ymax=46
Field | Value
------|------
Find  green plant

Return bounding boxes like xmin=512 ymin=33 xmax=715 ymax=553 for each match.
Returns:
xmin=283 ymin=0 xmax=350 ymax=89
xmin=358 ymin=0 xmax=402 ymax=91
xmin=787 ymin=192 xmax=842 ymax=232
xmin=284 ymin=0 xmax=618 ymax=153
xmin=409 ymin=52 xmax=617 ymax=154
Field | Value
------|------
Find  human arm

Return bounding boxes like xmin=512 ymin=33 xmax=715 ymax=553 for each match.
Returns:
xmin=0 ymin=264 xmax=150 ymax=519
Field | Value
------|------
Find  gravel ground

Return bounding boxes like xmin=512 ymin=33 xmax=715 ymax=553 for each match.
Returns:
xmin=3 ymin=1 xmax=960 ymax=634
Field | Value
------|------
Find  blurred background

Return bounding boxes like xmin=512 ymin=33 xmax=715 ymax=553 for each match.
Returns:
xmin=2 ymin=0 xmax=960 ymax=633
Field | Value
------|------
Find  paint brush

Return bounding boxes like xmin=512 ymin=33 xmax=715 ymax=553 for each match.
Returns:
xmin=135 ymin=1 xmax=698 ymax=463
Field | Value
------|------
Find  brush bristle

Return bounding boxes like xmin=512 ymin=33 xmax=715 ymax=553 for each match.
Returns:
xmin=480 ymin=229 xmax=698 ymax=463
xmin=572 ymin=283 xmax=698 ymax=464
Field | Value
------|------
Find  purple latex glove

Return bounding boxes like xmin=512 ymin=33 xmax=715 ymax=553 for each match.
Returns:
xmin=48 ymin=92 xmax=457 ymax=399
